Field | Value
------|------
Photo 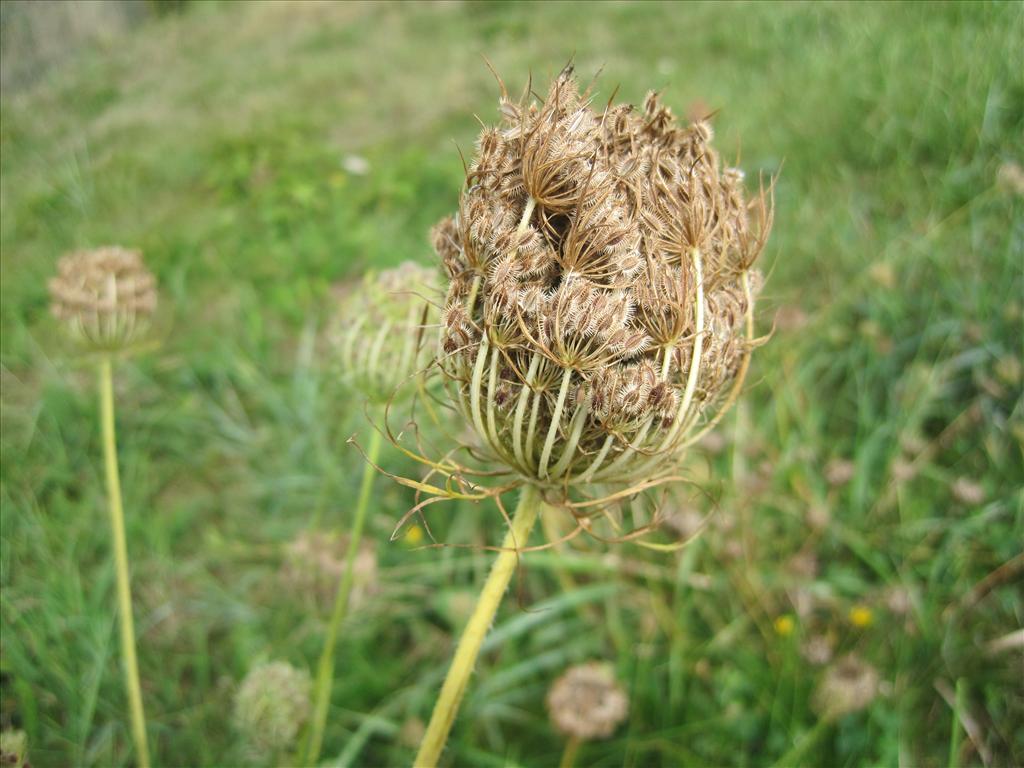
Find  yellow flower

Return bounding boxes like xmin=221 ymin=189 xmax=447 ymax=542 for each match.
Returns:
xmin=849 ymin=605 xmax=874 ymax=628
xmin=774 ymin=615 xmax=795 ymax=637
xmin=404 ymin=525 xmax=424 ymax=546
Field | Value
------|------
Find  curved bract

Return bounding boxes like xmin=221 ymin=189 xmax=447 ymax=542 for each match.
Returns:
xmin=329 ymin=261 xmax=441 ymax=403
xmin=432 ymin=67 xmax=774 ymax=505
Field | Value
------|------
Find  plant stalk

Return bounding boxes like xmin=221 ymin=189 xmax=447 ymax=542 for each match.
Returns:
xmin=99 ymin=356 xmax=150 ymax=768
xmin=414 ymin=484 xmax=542 ymax=767
xmin=559 ymin=736 xmax=582 ymax=768
xmin=305 ymin=425 xmax=384 ymax=765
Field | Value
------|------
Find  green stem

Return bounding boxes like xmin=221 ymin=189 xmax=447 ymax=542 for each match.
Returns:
xmin=559 ymin=735 xmax=582 ymax=768
xmin=99 ymin=357 xmax=150 ymax=768
xmin=414 ymin=484 xmax=542 ymax=767
xmin=948 ymin=677 xmax=965 ymax=768
xmin=305 ymin=426 xmax=384 ymax=765
xmin=771 ymin=717 xmax=832 ymax=768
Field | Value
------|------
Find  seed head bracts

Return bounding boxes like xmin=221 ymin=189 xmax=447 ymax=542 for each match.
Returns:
xmin=381 ymin=66 xmax=774 ymax=541
xmin=49 ymin=246 xmax=157 ymax=352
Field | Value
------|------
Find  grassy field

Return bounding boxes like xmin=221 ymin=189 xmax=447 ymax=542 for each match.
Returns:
xmin=1 ymin=1 xmax=1022 ymax=766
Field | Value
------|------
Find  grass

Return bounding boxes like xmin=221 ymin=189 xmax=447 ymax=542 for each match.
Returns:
xmin=1 ymin=1 xmax=1022 ymax=765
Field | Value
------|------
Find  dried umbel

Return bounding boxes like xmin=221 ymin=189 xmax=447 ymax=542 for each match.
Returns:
xmin=814 ymin=655 xmax=880 ymax=718
xmin=49 ymin=246 xmax=157 ymax=351
xmin=0 ymin=730 xmax=29 ymax=768
xmin=547 ymin=662 xmax=629 ymax=740
xmin=329 ymin=261 xmax=439 ymax=402
xmin=233 ymin=661 xmax=312 ymax=754
xmin=431 ymin=66 xmax=773 ymax=507
xmin=282 ymin=530 xmax=378 ymax=607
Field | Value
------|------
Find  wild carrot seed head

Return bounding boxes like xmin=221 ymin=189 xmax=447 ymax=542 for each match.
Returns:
xmin=48 ymin=246 xmax=157 ymax=352
xmin=329 ymin=261 xmax=440 ymax=402
xmin=233 ymin=661 xmax=311 ymax=754
xmin=814 ymin=654 xmax=881 ymax=718
xmin=433 ymin=66 xmax=773 ymax=497
xmin=547 ymin=662 xmax=629 ymax=740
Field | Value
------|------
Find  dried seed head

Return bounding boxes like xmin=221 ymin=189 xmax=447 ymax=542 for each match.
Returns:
xmin=814 ymin=655 xmax=880 ymax=718
xmin=547 ymin=662 xmax=629 ymax=741
xmin=431 ymin=68 xmax=774 ymax=497
xmin=0 ymin=730 xmax=28 ymax=768
xmin=48 ymin=246 xmax=157 ymax=351
xmin=281 ymin=530 xmax=377 ymax=607
xmin=329 ymin=261 xmax=440 ymax=402
xmin=233 ymin=661 xmax=311 ymax=754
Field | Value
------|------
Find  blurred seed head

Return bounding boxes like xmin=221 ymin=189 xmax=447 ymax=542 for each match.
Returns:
xmin=814 ymin=655 xmax=880 ymax=718
xmin=547 ymin=662 xmax=629 ymax=741
xmin=996 ymin=161 xmax=1024 ymax=196
xmin=884 ymin=585 xmax=912 ymax=615
xmin=825 ymin=458 xmax=855 ymax=488
xmin=950 ymin=476 xmax=985 ymax=506
xmin=801 ymin=634 xmax=834 ymax=666
xmin=328 ymin=261 xmax=440 ymax=402
xmin=48 ymin=246 xmax=157 ymax=352
xmin=659 ymin=501 xmax=705 ymax=541
xmin=433 ymin=68 xmax=774 ymax=496
xmin=281 ymin=530 xmax=377 ymax=607
xmin=0 ymin=730 xmax=28 ymax=768
xmin=233 ymin=661 xmax=311 ymax=754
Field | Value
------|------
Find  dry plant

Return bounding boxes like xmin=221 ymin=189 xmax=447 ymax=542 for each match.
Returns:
xmin=388 ymin=64 xmax=774 ymax=767
xmin=48 ymin=246 xmax=158 ymax=768
xmin=547 ymin=662 xmax=629 ymax=768
xmin=774 ymin=655 xmax=882 ymax=767
xmin=233 ymin=661 xmax=312 ymax=761
xmin=302 ymin=262 xmax=439 ymax=766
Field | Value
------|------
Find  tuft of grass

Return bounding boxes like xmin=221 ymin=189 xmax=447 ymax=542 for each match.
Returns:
xmin=2 ymin=2 xmax=1022 ymax=766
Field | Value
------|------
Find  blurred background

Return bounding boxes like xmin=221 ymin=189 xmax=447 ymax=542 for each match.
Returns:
xmin=1 ymin=1 xmax=1021 ymax=766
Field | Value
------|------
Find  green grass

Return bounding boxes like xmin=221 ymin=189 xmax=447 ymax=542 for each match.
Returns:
xmin=2 ymin=1 xmax=1022 ymax=765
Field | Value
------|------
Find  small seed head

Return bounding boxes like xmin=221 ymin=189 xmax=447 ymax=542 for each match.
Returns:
xmin=48 ymin=246 xmax=157 ymax=352
xmin=547 ymin=662 xmax=629 ymax=740
xmin=0 ymin=730 xmax=28 ymax=768
xmin=814 ymin=655 xmax=880 ymax=718
xmin=233 ymin=661 xmax=311 ymax=754
xmin=281 ymin=530 xmax=377 ymax=607
xmin=329 ymin=261 xmax=440 ymax=402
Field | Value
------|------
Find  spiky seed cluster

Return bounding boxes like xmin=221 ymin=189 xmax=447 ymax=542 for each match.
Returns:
xmin=547 ymin=662 xmax=629 ymax=740
xmin=814 ymin=655 xmax=880 ymax=718
xmin=48 ymin=246 xmax=157 ymax=351
xmin=433 ymin=68 xmax=772 ymax=496
xmin=330 ymin=261 xmax=440 ymax=402
xmin=233 ymin=661 xmax=311 ymax=754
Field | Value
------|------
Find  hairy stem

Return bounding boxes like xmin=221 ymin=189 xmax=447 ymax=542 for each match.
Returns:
xmin=305 ymin=426 xmax=383 ymax=765
xmin=99 ymin=357 xmax=150 ymax=768
xmin=414 ymin=485 xmax=542 ymax=767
